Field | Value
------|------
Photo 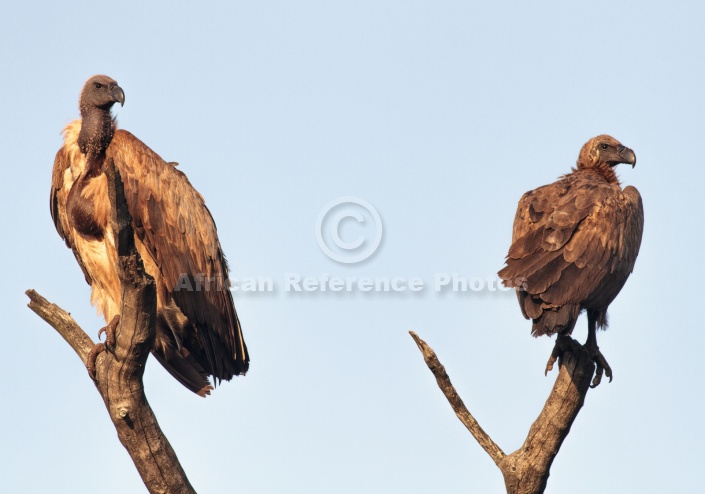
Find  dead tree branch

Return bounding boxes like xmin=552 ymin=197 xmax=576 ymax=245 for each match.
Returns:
xmin=27 ymin=158 xmax=196 ymax=494
xmin=409 ymin=331 xmax=505 ymax=466
xmin=410 ymin=331 xmax=594 ymax=494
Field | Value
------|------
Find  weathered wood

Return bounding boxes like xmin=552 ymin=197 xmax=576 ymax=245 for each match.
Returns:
xmin=409 ymin=331 xmax=505 ymax=466
xmin=410 ymin=332 xmax=594 ymax=494
xmin=27 ymin=158 xmax=196 ymax=494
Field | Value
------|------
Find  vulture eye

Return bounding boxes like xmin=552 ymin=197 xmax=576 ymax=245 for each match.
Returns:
xmin=93 ymin=83 xmax=103 ymax=90
xmin=600 ymin=143 xmax=609 ymax=150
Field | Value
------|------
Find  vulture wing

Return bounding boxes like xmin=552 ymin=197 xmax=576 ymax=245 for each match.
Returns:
xmin=499 ymin=173 xmax=643 ymax=334
xmin=51 ymin=145 xmax=93 ymax=285
xmin=106 ymin=130 xmax=248 ymax=382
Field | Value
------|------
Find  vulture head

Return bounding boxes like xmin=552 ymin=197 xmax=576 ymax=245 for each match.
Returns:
xmin=79 ymin=75 xmax=125 ymax=115
xmin=577 ymin=135 xmax=636 ymax=170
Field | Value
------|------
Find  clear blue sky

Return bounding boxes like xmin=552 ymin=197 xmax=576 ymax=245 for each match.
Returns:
xmin=1 ymin=1 xmax=702 ymax=493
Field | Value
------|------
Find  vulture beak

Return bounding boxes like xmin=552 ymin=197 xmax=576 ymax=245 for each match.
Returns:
xmin=618 ymin=145 xmax=637 ymax=168
xmin=111 ymin=85 xmax=125 ymax=107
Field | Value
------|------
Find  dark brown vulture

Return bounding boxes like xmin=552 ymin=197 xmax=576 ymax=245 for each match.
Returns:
xmin=498 ymin=135 xmax=643 ymax=387
xmin=51 ymin=75 xmax=248 ymax=396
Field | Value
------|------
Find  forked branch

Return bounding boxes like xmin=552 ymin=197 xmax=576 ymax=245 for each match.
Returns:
xmin=410 ymin=331 xmax=594 ymax=494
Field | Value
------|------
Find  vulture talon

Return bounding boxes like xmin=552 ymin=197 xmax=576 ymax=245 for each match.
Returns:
xmin=586 ymin=345 xmax=612 ymax=388
xmin=544 ymin=357 xmax=556 ymax=376
xmin=87 ymin=343 xmax=106 ymax=381
xmin=591 ymin=366 xmax=603 ymax=388
xmin=98 ymin=315 xmax=120 ymax=347
xmin=544 ymin=343 xmax=561 ymax=376
xmin=545 ymin=335 xmax=573 ymax=376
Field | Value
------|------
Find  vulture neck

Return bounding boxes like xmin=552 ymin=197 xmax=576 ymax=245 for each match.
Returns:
xmin=78 ymin=107 xmax=115 ymax=164
xmin=577 ymin=162 xmax=620 ymax=186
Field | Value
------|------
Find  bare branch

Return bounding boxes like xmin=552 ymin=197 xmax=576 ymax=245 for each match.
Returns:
xmin=409 ymin=331 xmax=505 ymax=466
xmin=500 ymin=335 xmax=593 ymax=493
xmin=26 ymin=289 xmax=94 ymax=360
xmin=410 ymin=331 xmax=595 ymax=494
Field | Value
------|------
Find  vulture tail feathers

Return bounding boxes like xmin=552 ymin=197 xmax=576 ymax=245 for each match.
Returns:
xmin=531 ymin=304 xmax=580 ymax=337
xmin=152 ymin=350 xmax=214 ymax=398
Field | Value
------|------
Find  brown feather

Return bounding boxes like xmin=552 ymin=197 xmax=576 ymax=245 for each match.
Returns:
xmin=50 ymin=77 xmax=248 ymax=395
xmin=109 ymin=128 xmax=249 ymax=384
xmin=499 ymin=135 xmax=643 ymax=337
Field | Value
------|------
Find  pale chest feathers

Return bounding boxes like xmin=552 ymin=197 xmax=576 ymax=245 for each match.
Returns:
xmin=62 ymin=120 xmax=87 ymax=180
xmin=59 ymin=120 xmax=120 ymax=319
xmin=77 ymin=227 xmax=121 ymax=321
xmin=58 ymin=120 xmax=166 ymax=322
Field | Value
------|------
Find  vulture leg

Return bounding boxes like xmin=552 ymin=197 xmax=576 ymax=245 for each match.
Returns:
xmin=87 ymin=315 xmax=120 ymax=380
xmin=585 ymin=310 xmax=612 ymax=388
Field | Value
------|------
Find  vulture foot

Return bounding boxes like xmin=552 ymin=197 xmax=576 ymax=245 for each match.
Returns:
xmin=86 ymin=343 xmax=106 ymax=380
xmin=87 ymin=315 xmax=120 ymax=381
xmin=544 ymin=341 xmax=562 ymax=376
xmin=544 ymin=335 xmax=612 ymax=387
xmin=585 ymin=345 xmax=612 ymax=388
xmin=98 ymin=315 xmax=120 ymax=347
xmin=544 ymin=334 xmax=585 ymax=376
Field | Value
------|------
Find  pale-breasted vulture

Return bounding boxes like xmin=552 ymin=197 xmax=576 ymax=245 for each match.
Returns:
xmin=51 ymin=75 xmax=248 ymax=396
xmin=498 ymin=135 xmax=643 ymax=387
